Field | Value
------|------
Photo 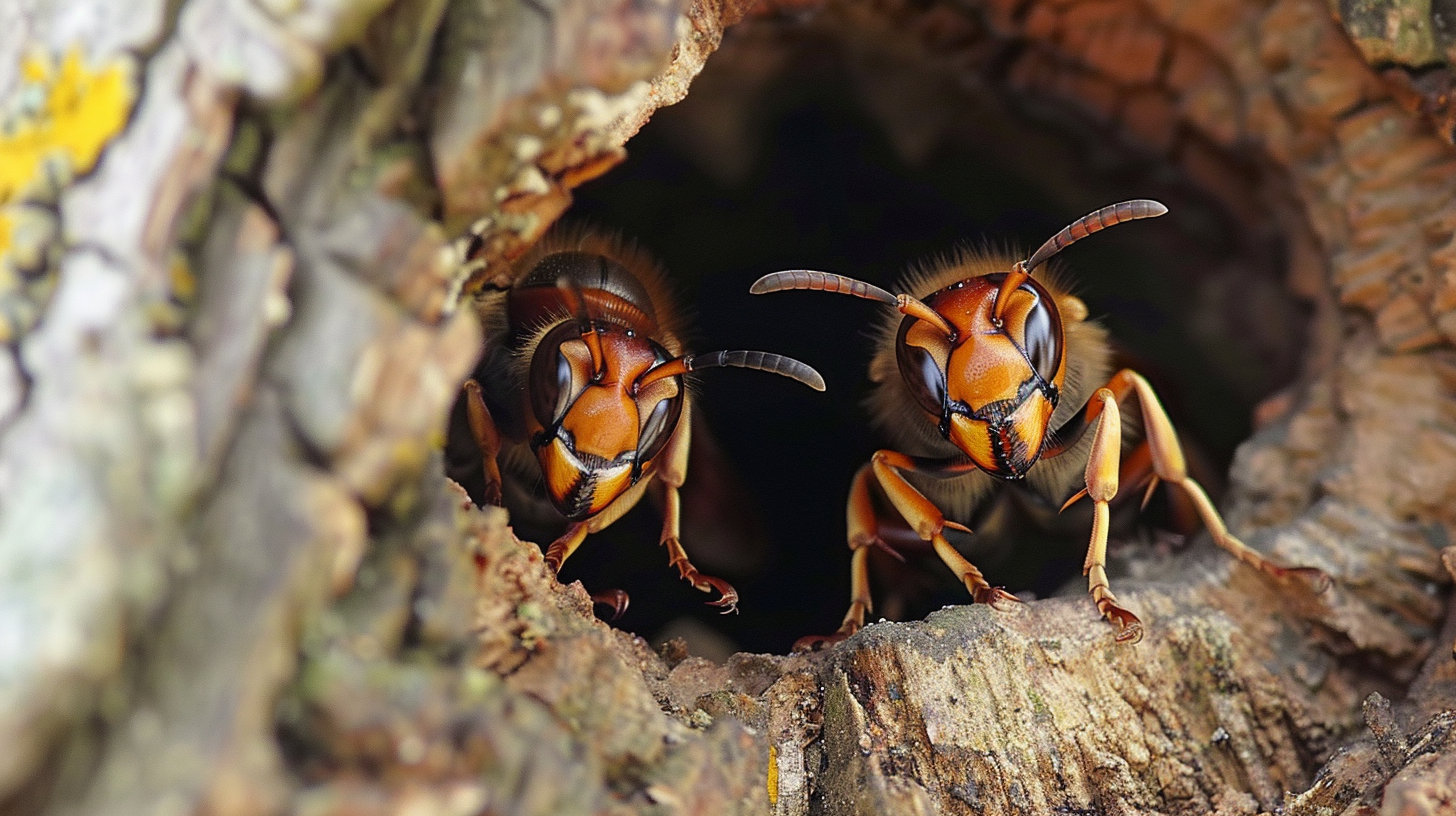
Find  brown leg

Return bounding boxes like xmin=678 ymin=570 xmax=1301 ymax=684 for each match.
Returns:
xmin=1115 ymin=438 xmax=1207 ymax=536
xmin=794 ymin=464 xmax=879 ymax=651
xmin=1078 ymin=389 xmax=1144 ymax=643
xmin=547 ymin=487 xmax=648 ymax=619
xmin=1118 ymin=371 xmax=1329 ymax=591
xmin=463 ymin=379 xmax=504 ymax=506
xmin=871 ymin=450 xmax=1019 ymax=607
xmin=546 ymin=523 xmax=631 ymax=619
xmin=1063 ymin=439 xmax=1198 ymax=534
xmin=544 ymin=522 xmax=589 ymax=573
xmin=656 ymin=400 xmax=738 ymax=613
xmin=1061 ymin=370 xmax=1330 ymax=594
xmin=540 ymin=471 xmax=653 ymax=616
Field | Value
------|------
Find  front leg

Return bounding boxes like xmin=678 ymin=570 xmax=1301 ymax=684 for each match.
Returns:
xmin=1055 ymin=370 xmax=1330 ymax=640
xmin=544 ymin=512 xmax=636 ymax=621
xmin=795 ymin=451 xmax=1009 ymax=652
xmin=462 ymin=379 xmax=504 ymax=507
xmin=544 ymin=522 xmax=589 ymax=573
xmin=872 ymin=451 xmax=1020 ymax=607
xmin=655 ymin=399 xmax=738 ymax=613
xmin=1073 ymin=389 xmax=1144 ymax=643
xmin=794 ymin=463 xmax=882 ymax=651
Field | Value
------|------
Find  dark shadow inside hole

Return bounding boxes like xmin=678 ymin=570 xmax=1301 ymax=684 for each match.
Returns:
xmin=465 ymin=25 xmax=1305 ymax=656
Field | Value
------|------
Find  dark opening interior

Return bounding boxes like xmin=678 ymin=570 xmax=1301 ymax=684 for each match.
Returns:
xmin=462 ymin=20 xmax=1306 ymax=656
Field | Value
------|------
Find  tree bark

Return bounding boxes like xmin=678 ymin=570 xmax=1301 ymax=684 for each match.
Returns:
xmin=3 ymin=0 xmax=1456 ymax=814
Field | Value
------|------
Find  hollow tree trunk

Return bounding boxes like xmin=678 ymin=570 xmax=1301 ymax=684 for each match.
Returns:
xmin=2 ymin=0 xmax=1456 ymax=815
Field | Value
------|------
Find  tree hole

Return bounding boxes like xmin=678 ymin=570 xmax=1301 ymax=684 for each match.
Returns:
xmin=464 ymin=14 xmax=1310 ymax=655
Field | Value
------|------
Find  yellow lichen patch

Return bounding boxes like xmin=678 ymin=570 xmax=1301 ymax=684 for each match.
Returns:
xmin=167 ymin=253 xmax=196 ymax=303
xmin=0 ymin=48 xmax=135 ymax=342
xmin=767 ymin=743 xmax=779 ymax=805
xmin=1 ymin=48 xmax=137 ymax=205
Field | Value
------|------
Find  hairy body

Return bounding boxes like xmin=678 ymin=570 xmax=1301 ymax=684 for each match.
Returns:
xmin=752 ymin=201 xmax=1329 ymax=649
xmin=456 ymin=228 xmax=821 ymax=616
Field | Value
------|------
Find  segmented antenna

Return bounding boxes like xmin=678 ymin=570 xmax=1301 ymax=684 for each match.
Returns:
xmin=1023 ymin=199 xmax=1168 ymax=274
xmin=690 ymin=351 xmax=826 ymax=390
xmin=556 ymin=276 xmax=606 ymax=377
xmin=750 ymin=270 xmax=956 ymax=338
xmin=749 ymin=270 xmax=898 ymax=304
xmin=993 ymin=199 xmax=1168 ymax=323
xmin=635 ymin=350 xmax=826 ymax=392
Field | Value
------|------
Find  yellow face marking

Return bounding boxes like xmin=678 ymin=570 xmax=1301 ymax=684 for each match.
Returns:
xmin=537 ymin=435 xmax=636 ymax=518
xmin=949 ymin=413 xmax=997 ymax=473
xmin=1005 ymin=389 xmax=1052 ymax=468
xmin=947 ymin=388 xmax=1053 ymax=478
xmin=539 ymin=438 xmax=586 ymax=506
xmin=586 ymin=462 xmax=634 ymax=515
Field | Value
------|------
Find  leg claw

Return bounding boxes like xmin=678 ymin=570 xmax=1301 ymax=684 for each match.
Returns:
xmin=1102 ymin=604 xmax=1144 ymax=644
xmin=590 ymin=589 xmax=630 ymax=621
xmin=793 ymin=625 xmax=858 ymax=653
xmin=666 ymin=539 xmax=739 ymax=614
xmin=972 ymin=585 xmax=1022 ymax=609
xmin=701 ymin=575 xmax=740 ymax=615
xmin=480 ymin=482 xmax=502 ymax=507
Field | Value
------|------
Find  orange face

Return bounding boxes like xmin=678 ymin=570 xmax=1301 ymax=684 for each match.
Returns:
xmin=527 ymin=320 xmax=684 ymax=521
xmin=896 ymin=273 xmax=1065 ymax=479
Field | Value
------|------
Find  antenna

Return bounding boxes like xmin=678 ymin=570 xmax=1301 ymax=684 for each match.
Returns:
xmin=993 ymin=199 xmax=1168 ymax=322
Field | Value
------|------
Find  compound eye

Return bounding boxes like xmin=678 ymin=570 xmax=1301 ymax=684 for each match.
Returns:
xmin=528 ymin=322 xmax=581 ymax=427
xmin=895 ymin=317 xmax=948 ymax=417
xmin=635 ymin=389 xmax=684 ymax=465
xmin=1015 ymin=281 xmax=1064 ymax=387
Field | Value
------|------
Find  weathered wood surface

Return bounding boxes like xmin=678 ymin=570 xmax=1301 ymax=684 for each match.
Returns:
xmin=3 ymin=0 xmax=1456 ymax=814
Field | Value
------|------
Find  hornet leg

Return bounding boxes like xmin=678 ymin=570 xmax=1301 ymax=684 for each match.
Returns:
xmin=543 ymin=523 xmax=631 ymax=621
xmin=794 ymin=463 xmax=881 ymax=651
xmin=463 ymin=379 xmax=504 ymax=507
xmin=794 ymin=451 xmax=996 ymax=651
xmin=1057 ymin=370 xmax=1330 ymax=631
xmin=1074 ymin=389 xmax=1144 ymax=643
xmin=656 ymin=399 xmax=739 ymax=613
xmin=544 ymin=523 xmax=589 ymax=573
xmin=871 ymin=450 xmax=1017 ymax=608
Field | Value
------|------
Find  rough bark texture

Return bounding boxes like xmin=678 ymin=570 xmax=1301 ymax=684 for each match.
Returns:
xmin=4 ymin=0 xmax=1456 ymax=815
